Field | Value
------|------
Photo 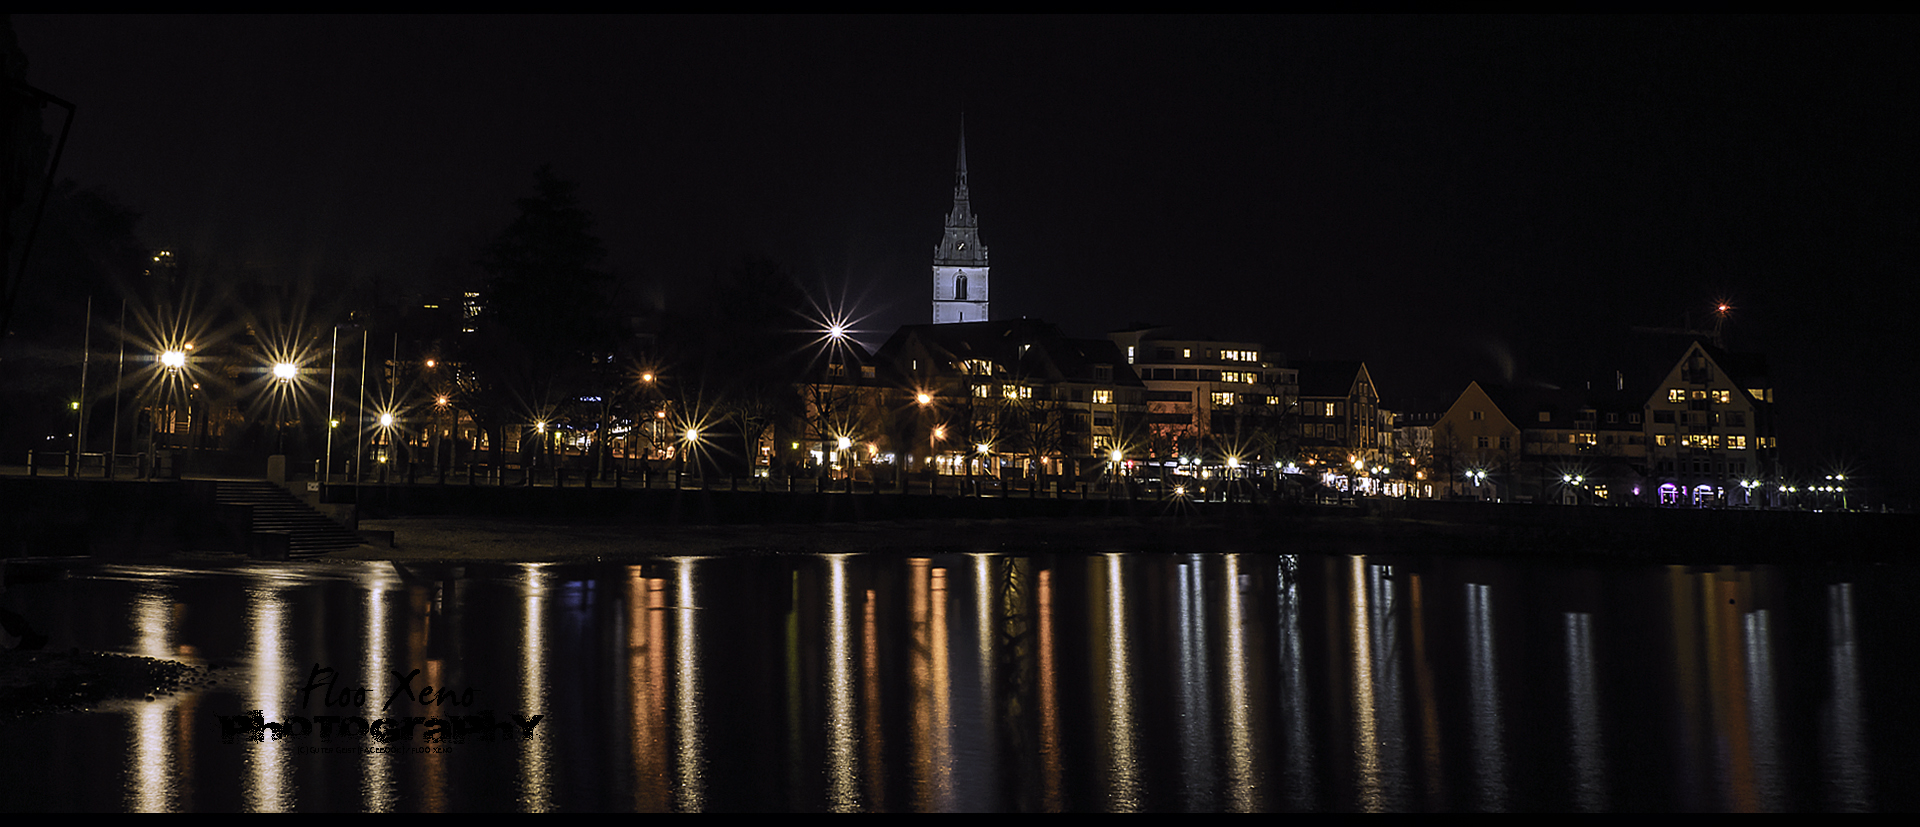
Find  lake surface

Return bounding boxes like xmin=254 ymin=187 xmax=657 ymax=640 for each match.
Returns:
xmin=1 ymin=545 xmax=1914 ymax=812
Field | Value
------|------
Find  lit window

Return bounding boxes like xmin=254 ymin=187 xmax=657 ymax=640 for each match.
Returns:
xmin=1656 ymin=434 xmax=1671 ymax=447
xmin=973 ymin=385 xmax=989 ymax=398
xmin=1093 ymin=389 xmax=1113 ymax=404
xmin=1712 ymin=389 xmax=1730 ymax=404
xmin=1691 ymin=390 xmax=1708 ymax=400
xmin=1182 ymin=349 xmax=1192 ymax=359
xmin=1266 ymin=395 xmax=1280 ymax=406
xmin=1669 ymin=389 xmax=1686 ymax=403
xmin=1729 ymin=435 xmax=1747 ymax=449
xmin=1211 ymin=392 xmax=1235 ymax=407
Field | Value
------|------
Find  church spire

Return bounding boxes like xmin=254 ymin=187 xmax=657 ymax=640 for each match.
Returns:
xmin=935 ymin=119 xmax=985 ymax=266
xmin=931 ymin=118 xmax=989 ymax=324
xmin=954 ymin=117 xmax=970 ymax=203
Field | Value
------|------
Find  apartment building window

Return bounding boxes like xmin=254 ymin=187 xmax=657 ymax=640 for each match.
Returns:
xmin=1668 ymin=389 xmax=1686 ymax=402
xmin=1094 ymin=365 xmax=1113 ymax=382
xmin=1092 ymin=389 xmax=1113 ymax=404
xmin=1211 ymin=392 xmax=1235 ymax=407
xmin=1729 ymin=435 xmax=1747 ymax=450
xmin=1653 ymin=411 xmax=1675 ymax=424
xmin=1712 ymin=389 xmax=1730 ymax=404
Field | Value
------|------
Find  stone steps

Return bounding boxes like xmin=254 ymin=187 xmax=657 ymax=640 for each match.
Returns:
xmin=213 ymin=481 xmax=363 ymax=557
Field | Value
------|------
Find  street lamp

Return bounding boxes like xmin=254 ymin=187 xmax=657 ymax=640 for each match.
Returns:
xmin=269 ymin=361 xmax=299 ymax=453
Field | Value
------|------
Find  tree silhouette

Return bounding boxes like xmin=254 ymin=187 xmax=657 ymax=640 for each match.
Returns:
xmin=457 ymin=166 xmax=617 ymax=471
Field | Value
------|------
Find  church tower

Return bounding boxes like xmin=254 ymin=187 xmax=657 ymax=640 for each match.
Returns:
xmin=931 ymin=126 xmax=989 ymax=324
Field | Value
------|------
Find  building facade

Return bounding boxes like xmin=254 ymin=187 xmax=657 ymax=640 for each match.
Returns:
xmin=1107 ymin=327 xmax=1296 ymax=465
xmin=1642 ymin=341 xmax=1777 ymax=506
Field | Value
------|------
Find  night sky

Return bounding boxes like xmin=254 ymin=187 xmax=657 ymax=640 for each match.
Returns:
xmin=12 ymin=15 xmax=1918 ymax=503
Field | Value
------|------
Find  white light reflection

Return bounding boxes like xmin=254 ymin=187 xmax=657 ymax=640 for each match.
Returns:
xmin=520 ymin=564 xmax=553 ymax=812
xmin=1823 ymin=583 xmax=1869 ymax=811
xmin=1099 ymin=553 xmax=1141 ymax=811
xmin=1221 ymin=554 xmax=1256 ymax=812
xmin=243 ymin=576 xmax=296 ymax=812
xmin=1277 ymin=556 xmax=1315 ymax=807
xmin=673 ymin=558 xmax=706 ymax=812
xmin=1465 ymin=582 xmax=1508 ymax=811
xmin=1563 ymin=612 xmax=1605 ymax=811
xmin=1742 ymin=608 xmax=1780 ymax=812
xmin=1175 ymin=556 xmax=1217 ymax=809
xmin=128 ymin=585 xmax=177 ymax=813
xmin=361 ymin=567 xmax=400 ymax=812
xmin=1348 ymin=557 xmax=1408 ymax=811
xmin=825 ymin=555 xmax=860 ymax=812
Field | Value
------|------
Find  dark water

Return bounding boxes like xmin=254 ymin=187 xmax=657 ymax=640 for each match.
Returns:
xmin=1 ymin=548 xmax=1913 ymax=812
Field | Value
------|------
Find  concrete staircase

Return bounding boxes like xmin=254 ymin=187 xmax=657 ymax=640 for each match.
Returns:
xmin=214 ymin=480 xmax=363 ymax=558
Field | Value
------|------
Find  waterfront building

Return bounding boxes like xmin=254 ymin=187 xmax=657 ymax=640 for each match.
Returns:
xmin=1642 ymin=341 xmax=1778 ymax=506
xmin=1106 ymin=326 xmax=1296 ymax=468
xmin=1291 ymin=360 xmax=1381 ymax=471
xmin=873 ymin=319 xmax=1145 ymax=480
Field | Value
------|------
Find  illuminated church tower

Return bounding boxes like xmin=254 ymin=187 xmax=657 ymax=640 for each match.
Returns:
xmin=931 ymin=127 xmax=989 ymax=324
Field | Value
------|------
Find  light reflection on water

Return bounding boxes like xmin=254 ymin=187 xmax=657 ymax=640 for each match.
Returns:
xmin=0 ymin=550 xmax=1912 ymax=812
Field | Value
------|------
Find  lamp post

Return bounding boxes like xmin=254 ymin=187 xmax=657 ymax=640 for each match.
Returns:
xmin=324 ymin=326 xmax=339 ymax=487
xmin=271 ymin=361 xmax=297 ymax=454
xmin=916 ymin=391 xmax=934 ymax=475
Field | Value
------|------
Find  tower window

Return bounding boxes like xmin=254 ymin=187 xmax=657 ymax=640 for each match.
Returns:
xmin=955 ymin=274 xmax=968 ymax=300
